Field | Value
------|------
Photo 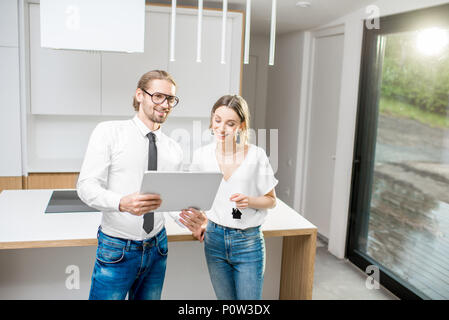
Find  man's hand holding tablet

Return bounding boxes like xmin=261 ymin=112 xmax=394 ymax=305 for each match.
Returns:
xmin=138 ymin=171 xmax=221 ymax=242
xmin=118 ymin=192 xmax=207 ymax=242
xmin=119 ymin=192 xmax=162 ymax=216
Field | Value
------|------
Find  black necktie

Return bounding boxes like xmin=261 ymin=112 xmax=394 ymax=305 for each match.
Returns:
xmin=143 ymin=132 xmax=157 ymax=233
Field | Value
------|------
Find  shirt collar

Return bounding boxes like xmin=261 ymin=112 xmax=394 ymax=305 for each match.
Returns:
xmin=132 ymin=115 xmax=163 ymax=141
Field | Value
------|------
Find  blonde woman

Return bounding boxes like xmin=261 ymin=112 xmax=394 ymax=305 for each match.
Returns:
xmin=189 ymin=95 xmax=278 ymax=300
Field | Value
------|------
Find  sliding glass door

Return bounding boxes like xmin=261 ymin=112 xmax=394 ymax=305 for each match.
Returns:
xmin=347 ymin=4 xmax=449 ymax=300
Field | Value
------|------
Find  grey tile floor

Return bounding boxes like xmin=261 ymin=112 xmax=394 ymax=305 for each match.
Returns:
xmin=312 ymin=238 xmax=399 ymax=300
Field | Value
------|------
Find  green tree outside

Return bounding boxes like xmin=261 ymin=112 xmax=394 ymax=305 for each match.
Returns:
xmin=380 ymin=30 xmax=449 ymax=128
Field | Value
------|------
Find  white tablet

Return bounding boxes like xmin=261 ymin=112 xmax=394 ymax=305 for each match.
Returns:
xmin=139 ymin=171 xmax=223 ymax=212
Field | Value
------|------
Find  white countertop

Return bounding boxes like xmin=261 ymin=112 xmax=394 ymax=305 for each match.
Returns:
xmin=0 ymin=189 xmax=316 ymax=248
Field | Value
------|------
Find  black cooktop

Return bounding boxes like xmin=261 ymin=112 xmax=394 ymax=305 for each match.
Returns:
xmin=45 ymin=190 xmax=99 ymax=213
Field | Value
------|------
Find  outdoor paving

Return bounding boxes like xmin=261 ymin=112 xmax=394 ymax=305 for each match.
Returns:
xmin=363 ymin=113 xmax=449 ymax=299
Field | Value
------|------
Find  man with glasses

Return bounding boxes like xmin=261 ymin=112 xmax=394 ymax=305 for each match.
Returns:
xmin=77 ymin=70 xmax=206 ymax=300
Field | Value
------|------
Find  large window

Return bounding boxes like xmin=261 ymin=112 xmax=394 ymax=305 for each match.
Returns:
xmin=347 ymin=4 xmax=449 ymax=300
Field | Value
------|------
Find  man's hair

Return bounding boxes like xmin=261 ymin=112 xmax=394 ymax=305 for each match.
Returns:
xmin=133 ymin=70 xmax=177 ymax=111
xmin=209 ymin=94 xmax=251 ymax=145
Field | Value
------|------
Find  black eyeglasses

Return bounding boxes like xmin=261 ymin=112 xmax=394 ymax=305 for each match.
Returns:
xmin=142 ymin=89 xmax=180 ymax=108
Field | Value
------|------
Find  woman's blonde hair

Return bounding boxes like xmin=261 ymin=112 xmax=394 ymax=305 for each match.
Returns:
xmin=132 ymin=70 xmax=177 ymax=111
xmin=209 ymin=95 xmax=251 ymax=145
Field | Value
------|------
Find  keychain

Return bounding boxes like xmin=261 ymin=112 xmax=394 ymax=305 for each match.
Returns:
xmin=230 ymin=193 xmax=243 ymax=219
xmin=231 ymin=200 xmax=242 ymax=219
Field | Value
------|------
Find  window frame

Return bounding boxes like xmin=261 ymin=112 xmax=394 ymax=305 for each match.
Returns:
xmin=346 ymin=3 xmax=449 ymax=300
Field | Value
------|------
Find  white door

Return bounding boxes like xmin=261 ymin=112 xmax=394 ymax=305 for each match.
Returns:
xmin=304 ymin=31 xmax=344 ymax=239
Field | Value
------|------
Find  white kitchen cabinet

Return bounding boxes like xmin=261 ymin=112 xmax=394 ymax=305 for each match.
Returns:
xmin=0 ymin=47 xmax=22 ymax=176
xmin=102 ymin=6 xmax=242 ymax=118
xmin=0 ymin=0 xmax=19 ymax=47
xmin=101 ymin=10 xmax=169 ymax=116
xmin=168 ymin=13 xmax=231 ymax=118
xmin=29 ymin=4 xmax=101 ymax=115
xmin=25 ymin=5 xmax=242 ymax=172
xmin=168 ymin=8 xmax=242 ymax=118
xmin=28 ymin=4 xmax=242 ymax=117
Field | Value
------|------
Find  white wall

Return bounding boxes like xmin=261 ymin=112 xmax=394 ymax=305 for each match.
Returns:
xmin=305 ymin=0 xmax=449 ymax=258
xmin=0 ymin=0 xmax=19 ymax=47
xmin=0 ymin=0 xmax=22 ymax=177
xmin=265 ymin=31 xmax=305 ymax=208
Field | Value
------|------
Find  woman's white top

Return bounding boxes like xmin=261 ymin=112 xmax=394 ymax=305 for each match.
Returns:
xmin=190 ymin=143 xmax=278 ymax=229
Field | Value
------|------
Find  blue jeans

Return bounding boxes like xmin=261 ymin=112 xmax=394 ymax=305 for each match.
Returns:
xmin=89 ymin=227 xmax=168 ymax=300
xmin=204 ymin=221 xmax=265 ymax=300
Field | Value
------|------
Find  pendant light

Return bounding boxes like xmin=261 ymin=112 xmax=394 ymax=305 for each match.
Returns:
xmin=196 ymin=0 xmax=203 ymax=62
xmin=170 ymin=0 xmax=176 ymax=62
xmin=221 ymin=0 xmax=228 ymax=64
xmin=269 ymin=0 xmax=276 ymax=65
xmin=244 ymin=0 xmax=251 ymax=64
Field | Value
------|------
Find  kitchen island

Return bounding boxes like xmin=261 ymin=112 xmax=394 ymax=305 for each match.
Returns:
xmin=0 ymin=189 xmax=317 ymax=299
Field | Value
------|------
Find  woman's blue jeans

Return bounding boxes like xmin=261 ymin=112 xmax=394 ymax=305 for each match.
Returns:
xmin=89 ymin=227 xmax=168 ymax=300
xmin=204 ymin=221 xmax=266 ymax=300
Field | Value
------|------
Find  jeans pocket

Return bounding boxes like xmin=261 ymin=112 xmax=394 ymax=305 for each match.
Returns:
xmin=204 ymin=230 xmax=211 ymax=244
xmin=156 ymin=237 xmax=168 ymax=256
xmin=206 ymin=222 xmax=214 ymax=234
xmin=96 ymin=244 xmax=125 ymax=264
xmin=241 ymin=227 xmax=262 ymax=240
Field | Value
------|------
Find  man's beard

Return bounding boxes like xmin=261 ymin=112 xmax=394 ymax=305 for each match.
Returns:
xmin=150 ymin=114 xmax=165 ymax=124
xmin=148 ymin=108 xmax=168 ymax=124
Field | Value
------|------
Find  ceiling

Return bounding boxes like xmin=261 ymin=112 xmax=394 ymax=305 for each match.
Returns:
xmin=148 ymin=0 xmax=376 ymax=35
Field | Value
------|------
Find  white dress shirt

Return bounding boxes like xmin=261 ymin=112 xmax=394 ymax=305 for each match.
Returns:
xmin=190 ymin=143 xmax=278 ymax=229
xmin=77 ymin=115 xmax=184 ymax=240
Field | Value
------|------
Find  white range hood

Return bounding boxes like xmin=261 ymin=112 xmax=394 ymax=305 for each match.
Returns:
xmin=40 ymin=0 xmax=145 ymax=53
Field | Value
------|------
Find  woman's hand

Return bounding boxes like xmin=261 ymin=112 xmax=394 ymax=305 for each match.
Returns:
xmin=230 ymin=189 xmax=277 ymax=210
xmin=230 ymin=193 xmax=250 ymax=209
xmin=179 ymin=208 xmax=207 ymax=242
